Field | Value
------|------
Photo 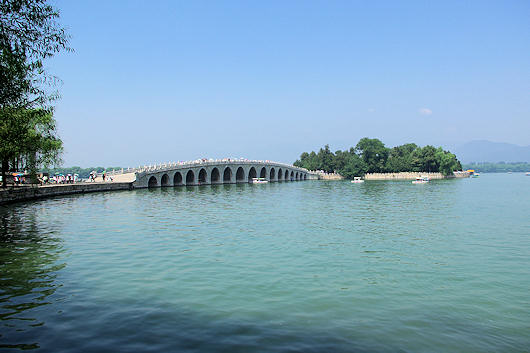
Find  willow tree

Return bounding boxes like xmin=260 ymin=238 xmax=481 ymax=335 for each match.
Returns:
xmin=1 ymin=107 xmax=62 ymax=176
xmin=1 ymin=0 xmax=70 ymax=186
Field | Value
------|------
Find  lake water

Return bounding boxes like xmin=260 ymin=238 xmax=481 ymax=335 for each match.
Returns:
xmin=1 ymin=173 xmax=529 ymax=352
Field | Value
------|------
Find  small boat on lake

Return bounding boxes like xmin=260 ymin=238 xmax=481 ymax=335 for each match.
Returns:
xmin=412 ymin=176 xmax=429 ymax=184
xmin=526 ymin=172 xmax=530 ymax=176
xmin=351 ymin=177 xmax=364 ymax=183
xmin=250 ymin=177 xmax=268 ymax=184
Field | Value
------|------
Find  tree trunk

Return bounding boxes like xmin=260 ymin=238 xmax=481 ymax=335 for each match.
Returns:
xmin=28 ymin=152 xmax=38 ymax=184
xmin=1 ymin=159 xmax=7 ymax=188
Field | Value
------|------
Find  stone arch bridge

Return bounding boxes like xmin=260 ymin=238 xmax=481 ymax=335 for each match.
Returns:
xmin=133 ymin=160 xmax=317 ymax=188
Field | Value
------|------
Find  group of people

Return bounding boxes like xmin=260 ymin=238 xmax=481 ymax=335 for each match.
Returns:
xmin=88 ymin=171 xmax=97 ymax=182
xmin=47 ymin=174 xmax=78 ymax=184
xmin=0 ymin=171 xmax=120 ymax=186
xmin=0 ymin=173 xmax=75 ymax=185
xmin=13 ymin=175 xmax=26 ymax=185
xmin=88 ymin=171 xmax=113 ymax=182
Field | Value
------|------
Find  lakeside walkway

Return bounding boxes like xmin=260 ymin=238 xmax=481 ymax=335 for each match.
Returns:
xmin=0 ymin=175 xmax=136 ymax=205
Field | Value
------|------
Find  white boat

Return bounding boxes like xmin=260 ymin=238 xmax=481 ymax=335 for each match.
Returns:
xmin=526 ymin=172 xmax=530 ymax=176
xmin=412 ymin=176 xmax=429 ymax=184
xmin=250 ymin=177 xmax=268 ymax=184
xmin=351 ymin=177 xmax=364 ymax=183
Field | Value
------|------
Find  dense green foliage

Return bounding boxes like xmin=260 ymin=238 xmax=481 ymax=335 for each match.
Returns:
xmin=463 ymin=162 xmax=530 ymax=173
xmin=1 ymin=0 xmax=71 ymax=107
xmin=41 ymin=166 xmax=123 ymax=179
xmin=1 ymin=0 xmax=70 ymax=185
xmin=294 ymin=138 xmax=462 ymax=178
xmin=0 ymin=107 xmax=62 ymax=176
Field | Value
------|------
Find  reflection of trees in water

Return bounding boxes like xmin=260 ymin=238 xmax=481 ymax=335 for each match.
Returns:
xmin=0 ymin=207 xmax=65 ymax=350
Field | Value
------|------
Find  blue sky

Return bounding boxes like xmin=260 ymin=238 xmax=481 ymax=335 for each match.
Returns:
xmin=49 ymin=0 xmax=529 ymax=167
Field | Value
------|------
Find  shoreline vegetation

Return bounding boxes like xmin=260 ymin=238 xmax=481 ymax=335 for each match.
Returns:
xmin=294 ymin=138 xmax=462 ymax=179
xmin=462 ymin=162 xmax=530 ymax=173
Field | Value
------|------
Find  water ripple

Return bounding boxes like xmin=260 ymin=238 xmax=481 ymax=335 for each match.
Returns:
xmin=1 ymin=175 xmax=529 ymax=352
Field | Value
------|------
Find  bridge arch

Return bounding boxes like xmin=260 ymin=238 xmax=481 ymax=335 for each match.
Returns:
xmin=248 ymin=167 xmax=257 ymax=181
xmin=211 ymin=167 xmax=220 ymax=183
xmin=161 ymin=173 xmax=170 ymax=187
xmin=186 ymin=170 xmax=195 ymax=185
xmin=223 ymin=167 xmax=233 ymax=183
xmin=260 ymin=167 xmax=266 ymax=178
xmin=198 ymin=168 xmax=207 ymax=184
xmin=236 ymin=167 xmax=245 ymax=183
xmin=173 ymin=172 xmax=183 ymax=185
xmin=148 ymin=176 xmax=157 ymax=188
xmin=136 ymin=162 xmax=312 ymax=188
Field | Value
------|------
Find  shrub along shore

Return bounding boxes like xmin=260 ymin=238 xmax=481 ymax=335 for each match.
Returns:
xmin=294 ymin=138 xmax=462 ymax=179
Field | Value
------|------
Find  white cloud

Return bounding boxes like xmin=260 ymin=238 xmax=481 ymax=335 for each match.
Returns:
xmin=419 ymin=108 xmax=432 ymax=115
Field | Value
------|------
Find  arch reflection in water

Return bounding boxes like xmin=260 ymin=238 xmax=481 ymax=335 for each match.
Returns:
xmin=148 ymin=176 xmax=157 ymax=188
xmin=186 ymin=170 xmax=195 ymax=185
xmin=198 ymin=169 xmax=207 ymax=184
xmin=223 ymin=167 xmax=232 ymax=183
xmin=173 ymin=172 xmax=183 ymax=186
xmin=211 ymin=168 xmax=220 ymax=184
xmin=248 ymin=167 xmax=257 ymax=180
xmin=161 ymin=174 xmax=169 ymax=187
xmin=236 ymin=167 xmax=245 ymax=182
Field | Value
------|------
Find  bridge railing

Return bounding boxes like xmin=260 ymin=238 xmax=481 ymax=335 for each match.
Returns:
xmin=113 ymin=159 xmax=312 ymax=176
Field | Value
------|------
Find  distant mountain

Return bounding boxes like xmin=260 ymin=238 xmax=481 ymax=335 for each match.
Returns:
xmin=454 ymin=140 xmax=530 ymax=163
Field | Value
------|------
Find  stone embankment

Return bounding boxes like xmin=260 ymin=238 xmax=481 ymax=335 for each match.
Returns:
xmin=315 ymin=172 xmax=344 ymax=180
xmin=312 ymin=171 xmax=470 ymax=180
xmin=364 ymin=171 xmax=470 ymax=180
xmin=0 ymin=182 xmax=133 ymax=205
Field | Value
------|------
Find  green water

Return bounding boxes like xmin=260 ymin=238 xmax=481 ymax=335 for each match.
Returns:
xmin=1 ymin=174 xmax=529 ymax=352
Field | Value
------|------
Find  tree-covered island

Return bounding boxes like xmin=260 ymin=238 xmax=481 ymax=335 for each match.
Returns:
xmin=294 ymin=138 xmax=462 ymax=179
